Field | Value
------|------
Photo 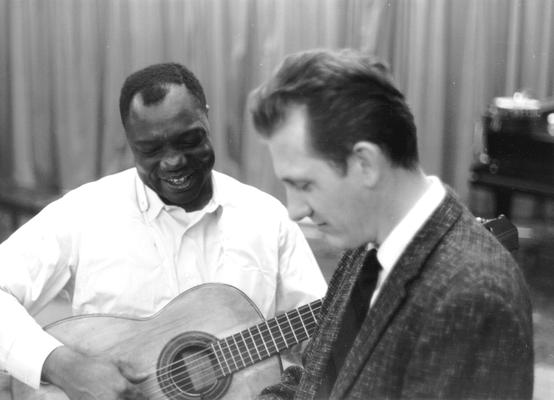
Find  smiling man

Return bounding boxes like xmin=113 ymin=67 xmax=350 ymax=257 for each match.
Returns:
xmin=0 ymin=63 xmax=326 ymax=399
xmin=251 ymin=49 xmax=533 ymax=400
xmin=122 ymin=77 xmax=215 ymax=212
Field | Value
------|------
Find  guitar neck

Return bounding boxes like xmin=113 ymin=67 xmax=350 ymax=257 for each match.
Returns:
xmin=210 ymin=299 xmax=322 ymax=377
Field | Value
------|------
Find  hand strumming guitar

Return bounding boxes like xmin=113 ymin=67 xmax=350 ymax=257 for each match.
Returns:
xmin=42 ymin=346 xmax=149 ymax=400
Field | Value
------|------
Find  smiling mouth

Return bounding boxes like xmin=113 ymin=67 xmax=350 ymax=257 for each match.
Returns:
xmin=161 ymin=172 xmax=194 ymax=190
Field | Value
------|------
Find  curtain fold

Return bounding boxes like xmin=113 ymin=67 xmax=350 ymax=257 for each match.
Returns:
xmin=0 ymin=0 xmax=12 ymax=182
xmin=1 ymin=0 xmax=552 ymax=202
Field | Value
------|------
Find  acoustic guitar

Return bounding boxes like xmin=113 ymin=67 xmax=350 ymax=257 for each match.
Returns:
xmin=2 ymin=216 xmax=516 ymax=400
xmin=4 ymin=283 xmax=321 ymax=400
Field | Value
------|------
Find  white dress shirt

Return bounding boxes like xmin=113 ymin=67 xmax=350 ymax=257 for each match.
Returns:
xmin=371 ymin=176 xmax=446 ymax=306
xmin=0 ymin=168 xmax=327 ymax=389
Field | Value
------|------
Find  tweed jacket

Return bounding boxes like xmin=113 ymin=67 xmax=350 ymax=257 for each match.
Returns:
xmin=296 ymin=191 xmax=534 ymax=400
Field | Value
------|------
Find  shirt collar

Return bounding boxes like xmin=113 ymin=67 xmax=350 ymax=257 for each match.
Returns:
xmin=134 ymin=169 xmax=221 ymax=222
xmin=371 ymin=175 xmax=446 ymax=274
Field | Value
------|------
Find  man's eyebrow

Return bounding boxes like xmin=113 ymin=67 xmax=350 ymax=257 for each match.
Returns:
xmin=282 ymin=177 xmax=311 ymax=186
xmin=181 ymin=127 xmax=207 ymax=136
xmin=133 ymin=139 xmax=160 ymax=146
xmin=282 ymin=177 xmax=296 ymax=185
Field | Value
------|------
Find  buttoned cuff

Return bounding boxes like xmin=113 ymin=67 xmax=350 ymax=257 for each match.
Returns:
xmin=6 ymin=329 xmax=63 ymax=389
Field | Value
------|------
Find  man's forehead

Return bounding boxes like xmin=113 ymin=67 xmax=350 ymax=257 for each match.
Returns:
xmin=273 ymin=106 xmax=311 ymax=144
xmin=267 ymin=107 xmax=320 ymax=177
xmin=129 ymin=85 xmax=199 ymax=121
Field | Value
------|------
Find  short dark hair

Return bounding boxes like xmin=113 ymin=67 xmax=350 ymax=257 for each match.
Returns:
xmin=250 ymin=49 xmax=418 ymax=171
xmin=119 ymin=62 xmax=207 ymax=126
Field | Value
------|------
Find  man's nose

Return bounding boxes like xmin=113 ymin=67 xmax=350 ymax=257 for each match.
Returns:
xmin=286 ymin=190 xmax=312 ymax=221
xmin=160 ymin=151 xmax=187 ymax=170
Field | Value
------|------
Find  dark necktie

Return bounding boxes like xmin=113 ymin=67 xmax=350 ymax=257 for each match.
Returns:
xmin=318 ymin=248 xmax=382 ymax=397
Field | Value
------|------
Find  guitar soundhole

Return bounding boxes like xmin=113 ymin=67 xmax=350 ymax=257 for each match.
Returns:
xmin=157 ymin=331 xmax=231 ymax=400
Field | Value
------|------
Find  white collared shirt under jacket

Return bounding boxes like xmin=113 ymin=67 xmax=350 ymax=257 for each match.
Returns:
xmin=0 ymin=168 xmax=327 ymax=389
xmin=371 ymin=176 xmax=446 ymax=306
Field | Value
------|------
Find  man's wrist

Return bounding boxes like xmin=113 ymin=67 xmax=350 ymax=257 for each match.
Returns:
xmin=5 ymin=330 xmax=63 ymax=389
xmin=41 ymin=346 xmax=79 ymax=387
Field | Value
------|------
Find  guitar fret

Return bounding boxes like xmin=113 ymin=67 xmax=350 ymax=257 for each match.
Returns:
xmin=254 ymin=325 xmax=271 ymax=357
xmin=285 ymin=312 xmax=299 ymax=343
xmin=298 ymin=306 xmax=310 ymax=338
xmin=307 ymin=302 xmax=318 ymax=324
xmin=291 ymin=310 xmax=305 ymax=341
xmin=239 ymin=330 xmax=255 ymax=364
xmin=265 ymin=320 xmax=279 ymax=352
xmin=275 ymin=314 xmax=293 ymax=347
xmin=248 ymin=326 xmax=262 ymax=361
xmin=269 ymin=317 xmax=287 ymax=349
xmin=222 ymin=337 xmax=239 ymax=371
xmin=216 ymin=341 xmax=231 ymax=375
xmin=274 ymin=316 xmax=288 ymax=349
xmin=231 ymin=334 xmax=246 ymax=368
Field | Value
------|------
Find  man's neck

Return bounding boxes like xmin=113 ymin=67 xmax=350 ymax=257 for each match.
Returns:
xmin=374 ymin=167 xmax=429 ymax=246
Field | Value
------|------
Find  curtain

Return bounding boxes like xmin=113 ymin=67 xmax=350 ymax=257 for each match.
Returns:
xmin=1 ymin=0 xmax=553 ymax=202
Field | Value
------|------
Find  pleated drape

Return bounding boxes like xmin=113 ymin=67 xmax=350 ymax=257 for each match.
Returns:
xmin=0 ymin=0 xmax=552 ymax=202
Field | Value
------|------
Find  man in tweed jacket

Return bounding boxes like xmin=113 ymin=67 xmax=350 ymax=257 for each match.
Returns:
xmin=250 ymin=49 xmax=533 ymax=399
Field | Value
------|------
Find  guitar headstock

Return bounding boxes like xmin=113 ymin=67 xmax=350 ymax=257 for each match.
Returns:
xmin=478 ymin=215 xmax=519 ymax=252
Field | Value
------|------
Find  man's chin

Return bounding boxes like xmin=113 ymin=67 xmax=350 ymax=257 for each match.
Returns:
xmin=320 ymin=232 xmax=349 ymax=250
xmin=320 ymin=231 xmax=367 ymax=250
xmin=160 ymin=192 xmax=195 ymax=208
xmin=160 ymin=184 xmax=212 ymax=211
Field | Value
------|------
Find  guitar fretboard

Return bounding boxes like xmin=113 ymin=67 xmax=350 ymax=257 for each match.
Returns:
xmin=210 ymin=299 xmax=322 ymax=377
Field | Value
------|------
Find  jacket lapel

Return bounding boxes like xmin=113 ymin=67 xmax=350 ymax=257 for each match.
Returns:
xmin=331 ymin=191 xmax=463 ymax=399
xmin=298 ymin=246 xmax=368 ymax=399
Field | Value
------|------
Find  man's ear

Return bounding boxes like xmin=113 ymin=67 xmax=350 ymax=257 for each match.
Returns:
xmin=350 ymin=141 xmax=382 ymax=187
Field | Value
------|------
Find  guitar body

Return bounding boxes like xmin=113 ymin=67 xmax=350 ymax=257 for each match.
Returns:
xmin=11 ymin=284 xmax=282 ymax=400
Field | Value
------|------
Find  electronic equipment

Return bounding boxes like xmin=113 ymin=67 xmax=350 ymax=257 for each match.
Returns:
xmin=477 ymin=93 xmax=554 ymax=184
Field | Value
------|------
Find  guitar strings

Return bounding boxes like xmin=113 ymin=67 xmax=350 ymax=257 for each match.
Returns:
xmin=141 ymin=310 xmax=321 ymax=398
xmin=144 ymin=309 xmax=320 ymax=385
xmin=152 ymin=318 xmax=317 ymax=385
xmin=143 ymin=308 xmax=320 ymax=391
xmin=146 ymin=302 xmax=321 ymax=385
xmin=143 ymin=318 xmax=320 ymax=398
xmin=142 ymin=318 xmax=320 ymax=398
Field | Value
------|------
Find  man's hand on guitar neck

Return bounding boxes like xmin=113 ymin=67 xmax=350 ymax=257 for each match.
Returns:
xmin=42 ymin=346 xmax=149 ymax=399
